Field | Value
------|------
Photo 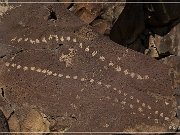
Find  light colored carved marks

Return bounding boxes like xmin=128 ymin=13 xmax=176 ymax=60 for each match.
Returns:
xmin=0 ymin=3 xmax=14 ymax=17
xmin=59 ymin=48 xmax=76 ymax=67
xmin=4 ymin=61 xmax=171 ymax=125
xmin=10 ymin=35 xmax=149 ymax=80
xmin=11 ymin=34 xmax=78 ymax=45
xmin=76 ymin=43 xmax=149 ymax=81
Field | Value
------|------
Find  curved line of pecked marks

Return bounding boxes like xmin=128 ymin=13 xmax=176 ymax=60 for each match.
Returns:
xmin=11 ymin=35 xmax=149 ymax=80
xmin=4 ymin=61 xmax=174 ymax=128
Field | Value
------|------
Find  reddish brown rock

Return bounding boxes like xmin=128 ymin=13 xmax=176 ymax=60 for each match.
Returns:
xmin=155 ymin=24 xmax=180 ymax=56
xmin=61 ymin=0 xmax=73 ymax=9
xmin=75 ymin=7 xmax=98 ymax=24
xmin=91 ymin=19 xmax=111 ymax=34
xmin=0 ymin=3 xmax=178 ymax=133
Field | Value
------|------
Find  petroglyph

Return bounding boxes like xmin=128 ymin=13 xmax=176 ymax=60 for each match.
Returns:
xmin=10 ymin=35 xmax=149 ymax=81
xmin=0 ymin=0 xmax=14 ymax=17
xmin=3 ymin=59 xmax=178 ymax=131
xmin=59 ymin=48 xmax=76 ymax=67
xmin=0 ymin=3 xmax=178 ymax=132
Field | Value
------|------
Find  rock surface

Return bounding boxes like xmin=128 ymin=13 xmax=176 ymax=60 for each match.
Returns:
xmin=146 ymin=24 xmax=180 ymax=59
xmin=0 ymin=2 xmax=178 ymax=133
xmin=65 ymin=0 xmax=125 ymax=35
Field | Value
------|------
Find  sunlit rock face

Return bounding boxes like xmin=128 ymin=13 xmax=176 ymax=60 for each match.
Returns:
xmin=0 ymin=3 xmax=178 ymax=132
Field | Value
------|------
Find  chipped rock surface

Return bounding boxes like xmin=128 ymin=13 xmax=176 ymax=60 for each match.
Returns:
xmin=66 ymin=0 xmax=125 ymax=34
xmin=0 ymin=3 xmax=179 ymax=133
xmin=146 ymin=23 xmax=180 ymax=59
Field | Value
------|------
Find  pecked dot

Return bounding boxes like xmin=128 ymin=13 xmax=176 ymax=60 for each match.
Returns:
xmin=130 ymin=104 xmax=133 ymax=109
xmin=42 ymin=69 xmax=47 ymax=73
xmin=73 ymin=38 xmax=77 ymax=42
xmin=97 ymin=81 xmax=102 ymax=85
xmin=113 ymin=88 xmax=117 ymax=91
xmin=48 ymin=35 xmax=53 ymax=40
xmin=90 ymin=79 xmax=94 ymax=83
xmin=5 ymin=62 xmax=10 ymax=67
xmin=42 ymin=37 xmax=47 ymax=43
xmin=47 ymin=71 xmax=53 ymax=75
xmin=73 ymin=76 xmax=78 ymax=79
xmin=99 ymin=56 xmax=105 ymax=61
xmin=53 ymin=73 xmax=57 ymax=76
xmin=17 ymin=65 xmax=21 ymax=69
xmin=109 ymin=61 xmax=114 ymax=66
xmin=81 ymin=78 xmax=85 ymax=81
xmin=24 ymin=38 xmax=28 ymax=41
xmin=115 ymin=66 xmax=121 ymax=72
xmin=60 ymin=36 xmax=64 ymax=42
xmin=58 ymin=74 xmax=63 ymax=77
xmin=30 ymin=39 xmax=35 ymax=44
xmin=11 ymin=63 xmax=16 ymax=67
xmin=36 ymin=39 xmax=40 ymax=43
xmin=23 ymin=66 xmax=28 ymax=71
xmin=17 ymin=38 xmax=22 ymax=42
xmin=85 ymin=46 xmax=90 ymax=52
xmin=118 ymin=90 xmax=121 ymax=94
xmin=66 ymin=36 xmax=70 ymax=41
xmin=92 ymin=51 xmax=97 ymax=56
xmin=66 ymin=75 xmax=71 ymax=78
xmin=79 ymin=43 xmax=83 ymax=48
xmin=36 ymin=68 xmax=42 ymax=72
xmin=11 ymin=37 xmax=17 ymax=41
xmin=30 ymin=67 xmax=35 ymax=71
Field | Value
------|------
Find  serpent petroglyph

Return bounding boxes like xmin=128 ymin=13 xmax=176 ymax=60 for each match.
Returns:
xmin=0 ymin=3 xmax=178 ymax=132
xmin=0 ymin=48 xmax=178 ymax=132
xmin=4 ymin=61 xmax=172 ymax=123
xmin=11 ymin=35 xmax=149 ymax=80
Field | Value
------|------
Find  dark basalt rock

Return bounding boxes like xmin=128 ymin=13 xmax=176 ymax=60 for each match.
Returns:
xmin=109 ymin=0 xmax=180 ymax=53
xmin=0 ymin=3 xmax=178 ymax=132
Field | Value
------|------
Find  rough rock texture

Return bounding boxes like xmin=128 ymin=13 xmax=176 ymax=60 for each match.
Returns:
xmin=0 ymin=3 xmax=179 ymax=133
xmin=66 ymin=0 xmax=125 ymax=35
xmin=163 ymin=56 xmax=180 ymax=88
xmin=146 ymin=24 xmax=180 ymax=59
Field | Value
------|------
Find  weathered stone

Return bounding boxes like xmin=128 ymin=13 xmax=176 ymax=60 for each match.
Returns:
xmin=110 ymin=1 xmax=180 ymax=53
xmin=8 ymin=113 xmax=20 ymax=133
xmin=68 ymin=0 xmax=125 ymax=35
xmin=145 ymin=35 xmax=159 ymax=58
xmin=61 ymin=0 xmax=73 ymax=9
xmin=69 ymin=0 xmax=103 ymax=24
xmin=162 ymin=56 xmax=180 ymax=88
xmin=72 ymin=0 xmax=100 ymax=13
xmin=0 ymin=3 xmax=178 ymax=133
xmin=21 ymin=108 xmax=50 ymax=133
xmin=91 ymin=19 xmax=110 ymax=34
xmin=75 ymin=7 xmax=98 ymax=24
xmin=155 ymin=24 xmax=180 ymax=56
xmin=101 ymin=2 xmax=125 ymax=23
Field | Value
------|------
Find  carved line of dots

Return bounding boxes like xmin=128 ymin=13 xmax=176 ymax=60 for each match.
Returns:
xmin=11 ymin=35 xmax=72 ymax=44
xmin=9 ymin=36 xmax=170 ymax=123
xmin=11 ymin=35 xmax=149 ymax=81
xmin=83 ymin=48 xmax=149 ymax=80
xmin=5 ymin=62 xmax=170 ymax=125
